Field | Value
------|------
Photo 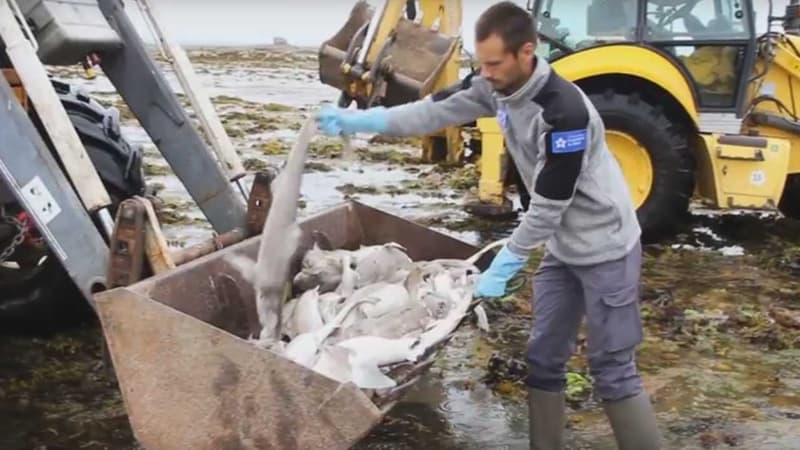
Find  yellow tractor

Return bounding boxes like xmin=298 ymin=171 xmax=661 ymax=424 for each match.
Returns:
xmin=319 ymin=0 xmax=800 ymax=240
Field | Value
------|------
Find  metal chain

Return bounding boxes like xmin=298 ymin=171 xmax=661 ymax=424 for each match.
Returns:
xmin=0 ymin=213 xmax=26 ymax=263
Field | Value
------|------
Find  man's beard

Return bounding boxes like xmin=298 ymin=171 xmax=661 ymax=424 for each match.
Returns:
xmin=491 ymin=79 xmax=517 ymax=96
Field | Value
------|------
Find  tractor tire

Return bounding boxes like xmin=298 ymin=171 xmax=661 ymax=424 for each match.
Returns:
xmin=0 ymin=80 xmax=145 ymax=335
xmin=588 ymin=89 xmax=695 ymax=241
xmin=778 ymin=175 xmax=800 ymax=219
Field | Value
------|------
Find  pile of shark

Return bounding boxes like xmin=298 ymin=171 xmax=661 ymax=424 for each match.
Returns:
xmin=227 ymin=112 xmax=502 ymax=390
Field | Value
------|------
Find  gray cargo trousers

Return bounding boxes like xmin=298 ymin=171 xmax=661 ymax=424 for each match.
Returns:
xmin=526 ymin=240 xmax=644 ymax=402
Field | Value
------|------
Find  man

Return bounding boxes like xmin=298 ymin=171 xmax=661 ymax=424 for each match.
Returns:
xmin=316 ymin=2 xmax=661 ymax=449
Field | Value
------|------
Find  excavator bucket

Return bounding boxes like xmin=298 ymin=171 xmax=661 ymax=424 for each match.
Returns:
xmin=317 ymin=1 xmax=373 ymax=93
xmin=318 ymin=1 xmax=460 ymax=106
xmin=93 ymin=200 xmax=493 ymax=450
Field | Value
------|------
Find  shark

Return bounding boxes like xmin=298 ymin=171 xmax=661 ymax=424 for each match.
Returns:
xmin=226 ymin=114 xmax=318 ymax=348
xmin=292 ymin=242 xmax=413 ymax=293
xmin=300 ymin=238 xmax=509 ymax=389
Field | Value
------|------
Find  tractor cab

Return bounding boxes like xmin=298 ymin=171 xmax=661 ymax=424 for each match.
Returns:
xmin=530 ymin=0 xmax=756 ymax=113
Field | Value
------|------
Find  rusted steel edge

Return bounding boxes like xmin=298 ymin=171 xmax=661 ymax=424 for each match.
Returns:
xmin=106 ymin=201 xmax=249 ymax=275
xmin=106 ymin=198 xmax=147 ymax=288
xmin=163 ymin=169 xmax=273 ymax=266
xmin=170 ymin=227 xmax=248 ymax=266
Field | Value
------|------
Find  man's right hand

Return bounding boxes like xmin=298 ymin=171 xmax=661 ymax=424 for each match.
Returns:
xmin=316 ymin=104 xmax=389 ymax=136
xmin=474 ymin=245 xmax=528 ymax=298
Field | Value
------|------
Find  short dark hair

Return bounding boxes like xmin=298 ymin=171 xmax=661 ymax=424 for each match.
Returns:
xmin=475 ymin=2 xmax=538 ymax=53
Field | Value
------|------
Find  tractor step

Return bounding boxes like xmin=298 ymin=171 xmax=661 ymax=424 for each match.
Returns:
xmin=695 ymin=132 xmax=792 ymax=209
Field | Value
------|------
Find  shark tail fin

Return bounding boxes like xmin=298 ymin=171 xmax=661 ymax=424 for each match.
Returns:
xmin=465 ymin=238 xmax=510 ymax=267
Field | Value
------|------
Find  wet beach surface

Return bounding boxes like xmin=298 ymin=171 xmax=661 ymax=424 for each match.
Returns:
xmin=1 ymin=47 xmax=799 ymax=450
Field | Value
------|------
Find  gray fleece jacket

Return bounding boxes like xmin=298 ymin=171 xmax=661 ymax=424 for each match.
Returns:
xmin=380 ymin=56 xmax=641 ymax=266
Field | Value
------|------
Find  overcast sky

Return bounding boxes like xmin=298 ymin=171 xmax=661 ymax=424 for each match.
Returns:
xmin=121 ymin=0 xmax=788 ymax=51
xmin=122 ymin=0 xmax=493 ymax=51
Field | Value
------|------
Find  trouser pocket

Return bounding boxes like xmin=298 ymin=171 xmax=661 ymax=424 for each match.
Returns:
xmin=599 ymin=285 xmax=643 ymax=353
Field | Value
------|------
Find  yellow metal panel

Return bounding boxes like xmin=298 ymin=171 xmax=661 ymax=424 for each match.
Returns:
xmin=550 ymin=45 xmax=699 ymax=126
xmin=695 ymin=133 xmax=791 ymax=209
xmin=739 ymin=125 xmax=800 ymax=174
xmin=476 ymin=117 xmax=507 ymax=205
xmin=365 ymin=1 xmax=406 ymax=65
xmin=419 ymin=0 xmax=464 ymax=163
xmin=740 ymin=35 xmax=800 ymax=174
xmin=419 ymin=0 xmax=461 ymax=96
xmin=478 ymin=117 xmax=501 ymax=133
xmin=419 ymin=0 xmax=461 ymax=33
xmin=770 ymin=38 xmax=800 ymax=76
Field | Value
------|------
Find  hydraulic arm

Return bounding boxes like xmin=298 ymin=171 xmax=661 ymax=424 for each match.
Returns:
xmin=318 ymin=0 xmax=467 ymax=163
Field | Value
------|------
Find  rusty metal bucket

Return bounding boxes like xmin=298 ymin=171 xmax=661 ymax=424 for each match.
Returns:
xmin=93 ymin=200 xmax=493 ymax=450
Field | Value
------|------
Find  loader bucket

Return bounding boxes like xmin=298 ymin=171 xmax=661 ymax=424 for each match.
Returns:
xmin=317 ymin=1 xmax=373 ymax=92
xmin=318 ymin=1 xmax=460 ymax=106
xmin=93 ymin=200 xmax=494 ymax=450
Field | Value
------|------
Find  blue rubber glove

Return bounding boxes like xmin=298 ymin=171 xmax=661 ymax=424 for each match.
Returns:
xmin=316 ymin=104 xmax=388 ymax=136
xmin=475 ymin=245 xmax=527 ymax=298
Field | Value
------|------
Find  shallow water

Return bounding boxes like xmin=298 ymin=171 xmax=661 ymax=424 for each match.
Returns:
xmin=2 ymin=48 xmax=800 ymax=449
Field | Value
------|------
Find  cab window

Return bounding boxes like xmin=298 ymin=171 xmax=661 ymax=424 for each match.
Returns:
xmin=645 ymin=0 xmax=750 ymax=40
xmin=535 ymin=0 xmax=638 ymax=58
xmin=645 ymin=0 xmax=750 ymax=109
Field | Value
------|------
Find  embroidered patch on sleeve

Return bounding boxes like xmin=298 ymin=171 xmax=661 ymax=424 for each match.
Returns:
xmin=549 ymin=129 xmax=587 ymax=154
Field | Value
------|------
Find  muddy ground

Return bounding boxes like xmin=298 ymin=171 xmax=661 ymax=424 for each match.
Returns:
xmin=2 ymin=46 xmax=800 ymax=449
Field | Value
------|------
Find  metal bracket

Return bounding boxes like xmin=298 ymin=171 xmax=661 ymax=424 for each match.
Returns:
xmin=102 ymin=167 xmax=279 ymax=286
xmin=106 ymin=198 xmax=147 ymax=288
xmin=104 ymin=171 xmax=277 ymax=280
xmin=246 ymin=170 xmax=275 ymax=236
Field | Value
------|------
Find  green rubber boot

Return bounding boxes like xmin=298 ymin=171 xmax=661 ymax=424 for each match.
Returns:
xmin=603 ymin=391 xmax=662 ymax=450
xmin=528 ymin=388 xmax=565 ymax=450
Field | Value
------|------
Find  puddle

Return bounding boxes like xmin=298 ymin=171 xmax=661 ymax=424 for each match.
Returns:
xmin=3 ymin=48 xmax=799 ymax=449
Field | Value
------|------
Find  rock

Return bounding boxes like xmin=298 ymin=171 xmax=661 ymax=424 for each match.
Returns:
xmin=770 ymin=306 xmax=800 ymax=329
xmin=484 ymin=352 xmax=526 ymax=384
xmin=273 ymin=37 xmax=289 ymax=46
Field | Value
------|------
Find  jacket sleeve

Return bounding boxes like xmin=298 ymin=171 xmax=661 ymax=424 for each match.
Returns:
xmin=382 ymin=74 xmax=496 ymax=136
xmin=506 ymin=93 xmax=592 ymax=257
